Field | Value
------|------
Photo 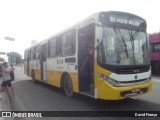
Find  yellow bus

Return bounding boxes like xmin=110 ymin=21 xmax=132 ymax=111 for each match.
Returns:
xmin=24 ymin=11 xmax=152 ymax=100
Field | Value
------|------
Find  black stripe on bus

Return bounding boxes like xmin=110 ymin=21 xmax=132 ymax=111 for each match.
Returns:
xmin=65 ymin=57 xmax=76 ymax=63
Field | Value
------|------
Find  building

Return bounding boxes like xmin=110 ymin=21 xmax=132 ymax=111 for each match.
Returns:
xmin=149 ymin=33 xmax=160 ymax=76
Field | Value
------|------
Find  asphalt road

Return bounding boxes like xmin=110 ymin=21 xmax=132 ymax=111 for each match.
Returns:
xmin=9 ymin=67 xmax=160 ymax=120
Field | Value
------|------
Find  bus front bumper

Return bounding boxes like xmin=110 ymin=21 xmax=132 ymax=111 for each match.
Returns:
xmin=96 ymin=80 xmax=152 ymax=100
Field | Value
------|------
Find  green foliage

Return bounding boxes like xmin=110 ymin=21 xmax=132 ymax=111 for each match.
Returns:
xmin=7 ymin=52 xmax=22 ymax=65
xmin=0 ymin=57 xmax=5 ymax=62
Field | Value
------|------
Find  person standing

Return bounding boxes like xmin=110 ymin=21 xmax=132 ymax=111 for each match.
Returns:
xmin=88 ymin=40 xmax=94 ymax=83
xmin=0 ymin=62 xmax=15 ymax=96
xmin=11 ymin=65 xmax=15 ymax=72
xmin=10 ymin=64 xmax=15 ymax=81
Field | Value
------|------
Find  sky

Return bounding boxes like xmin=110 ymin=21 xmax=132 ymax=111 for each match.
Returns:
xmin=0 ymin=0 xmax=160 ymax=59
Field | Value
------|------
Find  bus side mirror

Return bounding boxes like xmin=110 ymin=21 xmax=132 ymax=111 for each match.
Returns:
xmin=95 ymin=26 xmax=102 ymax=49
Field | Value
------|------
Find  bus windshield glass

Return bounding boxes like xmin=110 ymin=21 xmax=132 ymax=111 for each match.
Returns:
xmin=98 ymin=27 xmax=150 ymax=66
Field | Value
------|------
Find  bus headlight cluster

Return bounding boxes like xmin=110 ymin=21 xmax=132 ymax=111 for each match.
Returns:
xmin=98 ymin=74 xmax=152 ymax=87
xmin=145 ymin=76 xmax=151 ymax=83
xmin=98 ymin=74 xmax=119 ymax=87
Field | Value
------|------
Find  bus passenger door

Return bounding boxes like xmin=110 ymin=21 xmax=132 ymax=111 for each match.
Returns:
xmin=40 ymin=43 xmax=47 ymax=81
xmin=27 ymin=50 xmax=30 ymax=76
xmin=78 ymin=23 xmax=95 ymax=94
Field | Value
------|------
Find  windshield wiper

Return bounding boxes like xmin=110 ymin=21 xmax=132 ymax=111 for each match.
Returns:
xmin=113 ymin=28 xmax=129 ymax=58
xmin=129 ymin=30 xmax=140 ymax=40
xmin=129 ymin=30 xmax=136 ymax=63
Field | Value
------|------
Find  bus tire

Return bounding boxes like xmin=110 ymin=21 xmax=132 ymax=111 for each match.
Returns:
xmin=63 ymin=75 xmax=74 ymax=97
xmin=31 ymin=70 xmax=37 ymax=83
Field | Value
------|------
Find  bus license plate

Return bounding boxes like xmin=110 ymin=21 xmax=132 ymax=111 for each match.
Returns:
xmin=132 ymin=88 xmax=140 ymax=93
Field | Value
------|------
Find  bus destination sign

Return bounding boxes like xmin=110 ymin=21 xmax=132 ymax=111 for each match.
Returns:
xmin=109 ymin=16 xmax=140 ymax=27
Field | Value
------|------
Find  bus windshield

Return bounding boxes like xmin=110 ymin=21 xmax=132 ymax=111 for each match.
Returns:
xmin=98 ymin=27 xmax=150 ymax=66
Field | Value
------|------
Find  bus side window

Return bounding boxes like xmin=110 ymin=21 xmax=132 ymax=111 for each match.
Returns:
xmin=57 ymin=36 xmax=63 ymax=56
xmin=71 ymin=29 xmax=76 ymax=55
xmin=35 ymin=45 xmax=40 ymax=59
xmin=48 ymin=38 xmax=57 ymax=58
xmin=31 ymin=48 xmax=34 ymax=60
xmin=41 ymin=44 xmax=47 ymax=61
xmin=61 ymin=29 xmax=76 ymax=56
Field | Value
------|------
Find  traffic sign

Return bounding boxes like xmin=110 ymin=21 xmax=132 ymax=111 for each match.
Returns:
xmin=4 ymin=36 xmax=15 ymax=41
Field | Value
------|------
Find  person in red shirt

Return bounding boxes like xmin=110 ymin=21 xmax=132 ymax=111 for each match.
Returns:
xmin=88 ymin=40 xmax=94 ymax=83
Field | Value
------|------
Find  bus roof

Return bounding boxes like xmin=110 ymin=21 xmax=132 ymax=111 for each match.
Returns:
xmin=25 ymin=11 xmax=145 ymax=50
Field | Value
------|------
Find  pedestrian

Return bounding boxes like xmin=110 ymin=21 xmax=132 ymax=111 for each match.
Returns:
xmin=10 ymin=64 xmax=15 ymax=81
xmin=88 ymin=40 xmax=94 ymax=83
xmin=0 ymin=62 xmax=15 ymax=96
xmin=11 ymin=64 xmax=15 ymax=72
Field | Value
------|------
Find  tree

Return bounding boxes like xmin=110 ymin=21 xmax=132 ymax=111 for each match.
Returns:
xmin=7 ymin=52 xmax=22 ymax=65
xmin=0 ymin=57 xmax=5 ymax=62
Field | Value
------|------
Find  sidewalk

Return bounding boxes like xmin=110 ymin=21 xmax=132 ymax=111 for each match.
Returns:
xmin=0 ymin=90 xmax=15 ymax=120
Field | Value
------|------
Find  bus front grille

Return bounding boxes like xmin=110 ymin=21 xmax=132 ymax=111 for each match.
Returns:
xmin=115 ymin=66 xmax=150 ymax=74
xmin=117 ymin=78 xmax=150 ymax=87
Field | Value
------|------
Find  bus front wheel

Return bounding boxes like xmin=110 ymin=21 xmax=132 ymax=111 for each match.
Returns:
xmin=63 ymin=76 xmax=74 ymax=97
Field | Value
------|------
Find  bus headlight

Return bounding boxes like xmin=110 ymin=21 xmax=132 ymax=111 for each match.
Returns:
xmin=98 ymin=74 xmax=119 ymax=87
xmin=145 ymin=76 xmax=151 ymax=82
xmin=107 ymin=77 xmax=119 ymax=86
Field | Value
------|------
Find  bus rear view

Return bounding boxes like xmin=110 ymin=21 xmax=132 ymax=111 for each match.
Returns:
xmin=94 ymin=11 xmax=152 ymax=100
